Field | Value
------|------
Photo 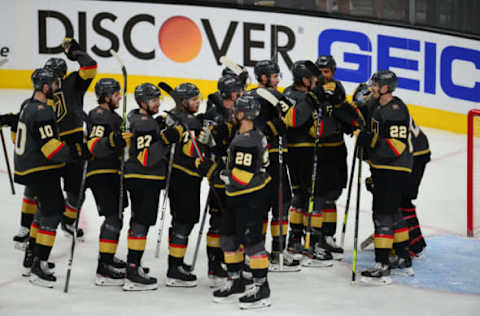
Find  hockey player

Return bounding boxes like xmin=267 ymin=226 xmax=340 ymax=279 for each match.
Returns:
xmin=356 ymin=70 xmax=414 ymax=285
xmin=15 ymin=68 xmax=84 ymax=287
xmin=198 ymin=74 xmax=244 ymax=287
xmin=46 ymin=38 xmax=97 ymax=238
xmin=164 ymin=83 xmax=203 ymax=287
xmin=12 ymin=37 xmax=97 ymax=248
xmin=86 ymin=78 xmax=131 ymax=286
xmin=210 ymin=95 xmax=272 ymax=309
xmin=123 ymin=83 xmax=180 ymax=291
xmin=313 ymin=55 xmax=365 ymax=258
xmin=247 ymin=60 xmax=298 ymax=270
xmin=281 ymin=60 xmax=333 ymax=266
xmin=222 ymin=64 xmax=249 ymax=90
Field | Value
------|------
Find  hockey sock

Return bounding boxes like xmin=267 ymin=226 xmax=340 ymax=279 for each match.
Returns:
xmin=249 ymin=251 xmax=268 ymax=279
xmin=127 ymin=230 xmax=146 ymax=266
xmin=321 ymin=203 xmax=337 ymax=237
xmin=270 ymin=219 xmax=288 ymax=253
xmin=21 ymin=197 xmax=37 ymax=228
xmin=63 ymin=201 xmax=78 ymax=226
xmin=35 ymin=227 xmax=56 ymax=261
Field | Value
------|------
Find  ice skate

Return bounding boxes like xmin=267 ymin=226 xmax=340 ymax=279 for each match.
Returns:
xmin=301 ymin=244 xmax=334 ymax=268
xmin=95 ymin=260 xmax=125 ymax=286
xmin=238 ymin=280 xmax=271 ymax=310
xmin=269 ymin=251 xmax=301 ymax=272
xmin=166 ymin=265 xmax=197 ymax=287
xmin=389 ymin=256 xmax=415 ymax=277
xmin=13 ymin=227 xmax=30 ymax=251
xmin=320 ymin=236 xmax=344 ymax=260
xmin=208 ymin=259 xmax=227 ymax=288
xmin=212 ymin=276 xmax=246 ymax=303
xmin=123 ymin=264 xmax=158 ymax=291
xmin=360 ymin=262 xmax=392 ymax=286
xmin=29 ymin=258 xmax=56 ymax=288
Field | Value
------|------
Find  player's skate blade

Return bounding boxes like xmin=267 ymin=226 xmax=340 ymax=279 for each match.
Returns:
xmin=359 ymin=276 xmax=392 ymax=286
xmin=239 ymin=298 xmax=271 ymax=310
xmin=29 ymin=275 xmax=55 ymax=288
xmin=122 ymin=279 xmax=158 ymax=291
xmin=95 ymin=275 xmax=125 ymax=286
xmin=166 ymin=278 xmax=197 ymax=287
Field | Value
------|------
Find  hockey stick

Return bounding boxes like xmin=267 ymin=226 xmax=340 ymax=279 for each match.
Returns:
xmin=64 ymin=160 xmax=88 ymax=293
xmin=360 ymin=233 xmax=374 ymax=250
xmin=190 ymin=189 xmax=211 ymax=270
xmin=110 ymin=49 xmax=127 ymax=219
xmin=352 ymin=148 xmax=363 ymax=284
xmin=304 ymin=111 xmax=321 ymax=251
xmin=154 ymin=143 xmax=176 ymax=258
xmin=219 ymin=56 xmax=244 ymax=76
xmin=255 ymin=88 xmax=286 ymax=269
xmin=0 ymin=129 xmax=15 ymax=194
xmin=339 ymin=138 xmax=360 ymax=251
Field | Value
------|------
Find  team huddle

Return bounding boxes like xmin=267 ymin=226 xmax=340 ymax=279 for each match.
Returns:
xmin=0 ymin=37 xmax=431 ymax=310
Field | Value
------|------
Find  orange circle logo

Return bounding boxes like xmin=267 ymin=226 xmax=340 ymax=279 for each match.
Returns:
xmin=158 ymin=16 xmax=202 ymax=63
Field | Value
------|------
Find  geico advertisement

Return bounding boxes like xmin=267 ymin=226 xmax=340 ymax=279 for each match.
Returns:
xmin=5 ymin=0 xmax=480 ymax=114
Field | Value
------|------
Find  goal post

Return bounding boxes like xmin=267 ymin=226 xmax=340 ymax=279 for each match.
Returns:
xmin=467 ymin=109 xmax=480 ymax=237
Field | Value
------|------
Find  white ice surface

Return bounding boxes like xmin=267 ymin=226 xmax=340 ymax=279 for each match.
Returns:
xmin=0 ymin=89 xmax=478 ymax=316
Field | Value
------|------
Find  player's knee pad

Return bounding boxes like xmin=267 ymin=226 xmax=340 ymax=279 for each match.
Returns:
xmin=170 ymin=222 xmax=193 ymax=246
xmin=38 ymin=213 xmax=62 ymax=229
xmin=244 ymin=225 xmax=263 ymax=247
xmin=129 ymin=222 xmax=148 ymax=237
xmin=102 ymin=216 xmax=123 ymax=234
xmin=292 ymin=192 xmax=308 ymax=210
xmin=373 ymin=213 xmax=394 ymax=235
xmin=220 ymin=235 xmax=239 ymax=253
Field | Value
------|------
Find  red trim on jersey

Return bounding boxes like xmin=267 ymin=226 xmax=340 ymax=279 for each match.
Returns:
xmin=47 ymin=143 xmax=65 ymax=159
xmin=169 ymin=243 xmax=187 ymax=248
xmin=394 ymin=227 xmax=409 ymax=234
xmin=232 ymin=173 xmax=248 ymax=186
xmin=143 ymin=148 xmax=149 ymax=166
xmin=322 ymin=208 xmax=336 ymax=213
xmin=128 ymin=235 xmax=146 ymax=240
xmin=386 ymin=139 xmax=400 ymax=156
xmin=89 ymin=137 xmax=101 ymax=154
xmin=207 ymin=233 xmax=220 ymax=238
xmin=318 ymin=120 xmax=324 ymax=137
xmin=404 ymin=214 xmax=417 ymax=220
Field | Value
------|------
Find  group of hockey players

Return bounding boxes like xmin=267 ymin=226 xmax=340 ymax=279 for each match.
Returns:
xmin=0 ymin=36 xmax=431 ymax=309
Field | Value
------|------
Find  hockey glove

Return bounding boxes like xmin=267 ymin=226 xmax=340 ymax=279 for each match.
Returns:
xmin=160 ymin=125 xmax=184 ymax=145
xmin=219 ymin=169 xmax=230 ymax=185
xmin=61 ymin=37 xmax=82 ymax=61
xmin=109 ymin=131 xmax=127 ymax=148
xmin=357 ymin=130 xmax=374 ymax=148
xmin=365 ymin=177 xmax=374 ymax=193
xmin=0 ymin=113 xmax=19 ymax=128
xmin=198 ymin=126 xmax=216 ymax=147
xmin=194 ymin=157 xmax=214 ymax=178
xmin=122 ymin=132 xmax=133 ymax=147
